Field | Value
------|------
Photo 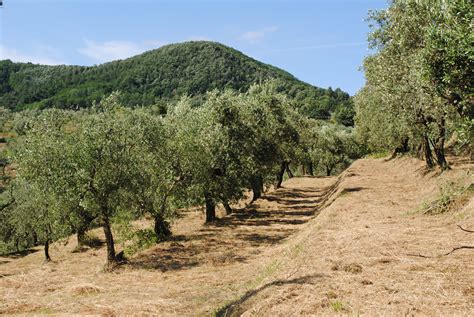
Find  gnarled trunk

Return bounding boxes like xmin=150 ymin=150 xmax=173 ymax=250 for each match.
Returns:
xmin=204 ymin=191 xmax=216 ymax=223
xmin=77 ymin=217 xmax=94 ymax=247
xmin=154 ymin=196 xmax=172 ymax=240
xmin=77 ymin=229 xmax=87 ymax=247
xmin=275 ymin=161 xmax=286 ymax=189
xmin=300 ymin=164 xmax=306 ymax=175
xmin=154 ymin=213 xmax=171 ymax=241
xmin=423 ymin=135 xmax=434 ymax=168
xmin=223 ymin=200 xmax=232 ymax=215
xmin=307 ymin=162 xmax=314 ymax=176
xmin=326 ymin=165 xmax=333 ymax=176
xmin=250 ymin=175 xmax=263 ymax=202
xmin=285 ymin=162 xmax=293 ymax=178
xmin=44 ymin=239 xmax=51 ymax=263
xmin=434 ymin=118 xmax=449 ymax=170
xmin=390 ymin=138 xmax=410 ymax=159
xmin=76 ymin=207 xmax=96 ymax=247
xmin=102 ymin=211 xmax=117 ymax=265
xmin=32 ymin=231 xmax=38 ymax=246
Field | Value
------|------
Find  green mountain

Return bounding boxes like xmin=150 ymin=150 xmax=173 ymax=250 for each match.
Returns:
xmin=0 ymin=41 xmax=353 ymax=123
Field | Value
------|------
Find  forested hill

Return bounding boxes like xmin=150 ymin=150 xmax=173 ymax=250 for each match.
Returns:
xmin=0 ymin=41 xmax=353 ymax=123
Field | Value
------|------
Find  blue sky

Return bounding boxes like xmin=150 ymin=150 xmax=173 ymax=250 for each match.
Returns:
xmin=0 ymin=0 xmax=387 ymax=95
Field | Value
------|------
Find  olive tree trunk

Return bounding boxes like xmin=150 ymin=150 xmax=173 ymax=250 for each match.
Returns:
xmin=204 ymin=191 xmax=216 ymax=223
xmin=223 ymin=200 xmax=232 ymax=215
xmin=423 ymin=135 xmax=434 ymax=168
xmin=154 ymin=213 xmax=171 ymax=241
xmin=434 ymin=118 xmax=449 ymax=170
xmin=275 ymin=161 xmax=286 ymax=189
xmin=307 ymin=162 xmax=314 ymax=176
xmin=250 ymin=175 xmax=263 ymax=202
xmin=44 ymin=239 xmax=51 ymax=263
xmin=285 ymin=162 xmax=293 ymax=178
xmin=154 ymin=196 xmax=172 ymax=240
xmin=101 ymin=211 xmax=117 ymax=265
xmin=326 ymin=165 xmax=333 ymax=176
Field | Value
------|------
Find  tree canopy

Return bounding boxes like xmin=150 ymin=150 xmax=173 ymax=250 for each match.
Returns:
xmin=355 ymin=0 xmax=473 ymax=168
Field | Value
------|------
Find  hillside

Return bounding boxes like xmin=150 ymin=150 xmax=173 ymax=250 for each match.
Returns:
xmin=0 ymin=41 xmax=352 ymax=122
xmin=1 ymin=157 xmax=472 ymax=315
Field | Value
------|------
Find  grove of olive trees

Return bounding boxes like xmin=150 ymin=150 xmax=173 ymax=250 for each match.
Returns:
xmin=0 ymin=82 xmax=362 ymax=266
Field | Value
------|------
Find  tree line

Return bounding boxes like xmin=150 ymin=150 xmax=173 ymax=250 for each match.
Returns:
xmin=0 ymin=82 xmax=363 ymax=266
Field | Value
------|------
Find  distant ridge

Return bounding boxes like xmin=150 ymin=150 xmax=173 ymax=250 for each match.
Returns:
xmin=0 ymin=41 xmax=352 ymax=122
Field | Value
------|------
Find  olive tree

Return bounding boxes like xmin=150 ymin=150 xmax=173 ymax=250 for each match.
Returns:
xmin=355 ymin=0 xmax=472 ymax=169
xmin=243 ymin=83 xmax=300 ymax=190
xmin=9 ymin=93 xmax=177 ymax=265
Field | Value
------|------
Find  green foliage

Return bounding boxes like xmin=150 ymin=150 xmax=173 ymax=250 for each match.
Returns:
xmin=297 ymin=119 xmax=364 ymax=176
xmin=420 ymin=182 xmax=473 ymax=215
xmin=124 ymin=229 xmax=157 ymax=256
xmin=0 ymin=94 xmax=176 ymax=261
xmin=163 ymin=82 xmax=301 ymax=210
xmin=364 ymin=151 xmax=391 ymax=159
xmin=355 ymin=0 xmax=472 ymax=168
xmin=0 ymin=42 xmax=353 ymax=124
xmin=422 ymin=0 xmax=473 ymax=119
xmin=113 ymin=210 xmax=157 ymax=256
xmin=330 ymin=300 xmax=345 ymax=312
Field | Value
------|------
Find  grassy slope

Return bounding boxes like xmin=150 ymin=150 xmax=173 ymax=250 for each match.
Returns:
xmin=219 ymin=157 xmax=474 ymax=316
xmin=0 ymin=157 xmax=472 ymax=315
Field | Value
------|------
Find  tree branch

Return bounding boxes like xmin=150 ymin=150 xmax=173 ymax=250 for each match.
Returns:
xmin=407 ymin=246 xmax=474 ymax=258
xmin=407 ymin=225 xmax=474 ymax=257
xmin=457 ymin=224 xmax=474 ymax=233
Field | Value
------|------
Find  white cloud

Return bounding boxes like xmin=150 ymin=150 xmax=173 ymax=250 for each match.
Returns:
xmin=78 ymin=40 xmax=144 ymax=63
xmin=78 ymin=39 xmax=176 ymax=63
xmin=78 ymin=37 xmax=216 ymax=63
xmin=0 ymin=45 xmax=65 ymax=65
xmin=240 ymin=26 xmax=278 ymax=44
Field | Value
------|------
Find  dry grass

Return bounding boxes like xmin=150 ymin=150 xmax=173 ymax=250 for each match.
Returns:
xmin=1 ymin=156 xmax=473 ymax=315
xmin=218 ymin=157 xmax=474 ymax=316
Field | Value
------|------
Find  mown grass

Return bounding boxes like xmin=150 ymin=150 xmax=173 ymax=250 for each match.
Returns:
xmin=420 ymin=182 xmax=473 ymax=215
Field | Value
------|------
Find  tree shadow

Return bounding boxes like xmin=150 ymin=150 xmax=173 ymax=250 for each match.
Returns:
xmin=230 ymin=218 xmax=308 ymax=227
xmin=262 ymin=196 xmax=324 ymax=205
xmin=235 ymin=231 xmax=295 ymax=246
xmin=447 ymin=155 xmax=470 ymax=166
xmin=340 ymin=187 xmax=366 ymax=194
xmin=130 ymin=179 xmax=338 ymax=272
xmin=1 ymin=248 xmax=39 ymax=259
xmin=128 ymin=242 xmax=202 ymax=272
xmin=264 ymin=188 xmax=324 ymax=199
xmin=215 ymin=274 xmax=326 ymax=316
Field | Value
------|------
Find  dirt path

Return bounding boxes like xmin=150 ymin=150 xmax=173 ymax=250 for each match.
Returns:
xmin=0 ymin=157 xmax=472 ymax=315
